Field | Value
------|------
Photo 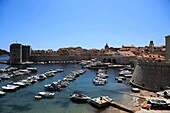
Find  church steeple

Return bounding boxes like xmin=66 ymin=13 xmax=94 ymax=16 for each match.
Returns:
xmin=105 ymin=43 xmax=109 ymax=50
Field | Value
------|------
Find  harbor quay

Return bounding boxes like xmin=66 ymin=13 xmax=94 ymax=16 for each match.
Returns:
xmin=0 ymin=35 xmax=170 ymax=113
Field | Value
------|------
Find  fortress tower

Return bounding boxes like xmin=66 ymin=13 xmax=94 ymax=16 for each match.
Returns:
xmin=131 ymin=35 xmax=170 ymax=91
xmin=10 ymin=43 xmax=31 ymax=64
xmin=10 ymin=43 xmax=22 ymax=64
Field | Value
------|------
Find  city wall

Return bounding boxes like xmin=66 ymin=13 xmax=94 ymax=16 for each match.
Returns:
xmin=30 ymin=55 xmax=97 ymax=62
xmin=131 ymin=59 xmax=170 ymax=91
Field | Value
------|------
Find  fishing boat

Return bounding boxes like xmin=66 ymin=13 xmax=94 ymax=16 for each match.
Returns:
xmin=70 ymin=91 xmax=91 ymax=103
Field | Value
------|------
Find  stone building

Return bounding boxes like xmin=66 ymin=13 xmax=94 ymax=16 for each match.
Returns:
xmin=10 ymin=43 xmax=22 ymax=64
xmin=10 ymin=43 xmax=31 ymax=64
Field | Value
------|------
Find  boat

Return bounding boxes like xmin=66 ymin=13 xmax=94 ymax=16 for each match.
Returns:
xmin=156 ymin=89 xmax=170 ymax=98
xmin=108 ymin=64 xmax=126 ymax=68
xmin=0 ymin=91 xmax=6 ymax=96
xmin=131 ymin=88 xmax=140 ymax=93
xmin=45 ymin=83 xmax=62 ymax=91
xmin=13 ymin=82 xmax=27 ymax=88
xmin=34 ymin=95 xmax=42 ymax=99
xmin=70 ymin=91 xmax=91 ymax=103
xmin=27 ymin=67 xmax=38 ymax=73
xmin=90 ymin=96 xmax=112 ymax=108
xmin=2 ymin=85 xmax=19 ymax=91
xmin=147 ymin=99 xmax=169 ymax=107
xmin=38 ymin=92 xmax=55 ymax=98
xmin=117 ymin=78 xmax=122 ymax=83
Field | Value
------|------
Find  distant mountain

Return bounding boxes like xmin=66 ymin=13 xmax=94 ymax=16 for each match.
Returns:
xmin=0 ymin=49 xmax=9 ymax=56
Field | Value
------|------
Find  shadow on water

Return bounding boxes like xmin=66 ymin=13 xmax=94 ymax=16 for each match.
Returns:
xmin=7 ymin=103 xmax=32 ymax=112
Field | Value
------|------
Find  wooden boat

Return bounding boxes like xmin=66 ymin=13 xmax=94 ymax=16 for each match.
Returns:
xmin=70 ymin=91 xmax=91 ymax=103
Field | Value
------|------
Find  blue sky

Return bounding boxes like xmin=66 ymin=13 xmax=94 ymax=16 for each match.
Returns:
xmin=0 ymin=0 xmax=170 ymax=51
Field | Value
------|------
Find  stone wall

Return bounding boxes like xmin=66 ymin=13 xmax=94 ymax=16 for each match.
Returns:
xmin=30 ymin=55 xmax=97 ymax=62
xmin=131 ymin=59 xmax=170 ymax=91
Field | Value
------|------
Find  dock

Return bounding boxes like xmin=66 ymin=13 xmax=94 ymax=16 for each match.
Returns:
xmin=110 ymin=101 xmax=134 ymax=113
xmin=90 ymin=96 xmax=135 ymax=113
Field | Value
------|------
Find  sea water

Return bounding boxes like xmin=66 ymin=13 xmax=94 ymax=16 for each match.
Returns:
xmin=0 ymin=57 xmax=134 ymax=113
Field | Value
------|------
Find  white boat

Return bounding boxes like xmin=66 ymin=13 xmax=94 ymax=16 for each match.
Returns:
xmin=131 ymin=88 xmax=140 ymax=93
xmin=0 ymin=91 xmax=6 ymax=96
xmin=13 ymin=82 xmax=27 ymax=88
xmin=38 ymin=92 xmax=55 ymax=98
xmin=117 ymin=78 xmax=122 ymax=83
xmin=27 ymin=67 xmax=37 ymax=73
xmin=2 ymin=85 xmax=19 ymax=91
xmin=70 ymin=91 xmax=91 ymax=103
xmin=90 ymin=96 xmax=112 ymax=108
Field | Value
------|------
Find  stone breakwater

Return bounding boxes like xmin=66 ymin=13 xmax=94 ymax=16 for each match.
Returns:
xmin=131 ymin=59 xmax=170 ymax=91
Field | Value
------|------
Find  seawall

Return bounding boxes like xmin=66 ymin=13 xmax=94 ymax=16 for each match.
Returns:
xmin=131 ymin=59 xmax=170 ymax=91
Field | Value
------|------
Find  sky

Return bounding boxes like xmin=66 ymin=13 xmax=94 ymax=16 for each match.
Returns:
xmin=0 ymin=0 xmax=170 ymax=51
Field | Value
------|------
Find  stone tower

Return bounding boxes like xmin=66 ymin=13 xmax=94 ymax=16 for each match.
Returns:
xmin=166 ymin=35 xmax=170 ymax=61
xmin=149 ymin=40 xmax=154 ymax=53
xmin=10 ymin=43 xmax=22 ymax=64
xmin=104 ymin=43 xmax=109 ymax=50
xmin=10 ymin=43 xmax=31 ymax=64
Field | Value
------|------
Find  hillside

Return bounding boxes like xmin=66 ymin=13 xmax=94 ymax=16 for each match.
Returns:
xmin=0 ymin=49 xmax=9 ymax=56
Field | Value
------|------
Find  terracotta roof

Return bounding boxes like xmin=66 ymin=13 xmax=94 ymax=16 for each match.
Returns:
xmin=139 ymin=54 xmax=165 ymax=60
xmin=118 ymin=51 xmax=136 ymax=57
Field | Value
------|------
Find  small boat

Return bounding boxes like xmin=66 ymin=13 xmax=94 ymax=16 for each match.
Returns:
xmin=45 ymin=83 xmax=62 ymax=91
xmin=2 ymin=85 xmax=19 ymax=91
xmin=0 ymin=91 xmax=6 ymax=96
xmin=147 ymin=99 xmax=169 ymax=107
xmin=156 ymin=89 xmax=170 ymax=98
xmin=34 ymin=95 xmax=42 ymax=99
xmin=90 ymin=96 xmax=112 ymax=108
xmin=131 ymin=88 xmax=140 ymax=93
xmin=70 ymin=91 xmax=91 ymax=103
xmin=117 ymin=78 xmax=122 ymax=83
xmin=13 ymin=82 xmax=27 ymax=88
xmin=38 ymin=92 xmax=55 ymax=98
xmin=27 ymin=67 xmax=38 ymax=73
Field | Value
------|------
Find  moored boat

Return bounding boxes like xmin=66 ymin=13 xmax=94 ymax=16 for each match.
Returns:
xmin=38 ymin=92 xmax=55 ymax=98
xmin=70 ymin=91 xmax=91 ymax=103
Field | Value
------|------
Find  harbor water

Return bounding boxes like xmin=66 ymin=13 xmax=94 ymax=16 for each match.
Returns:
xmin=0 ymin=56 xmax=135 ymax=113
